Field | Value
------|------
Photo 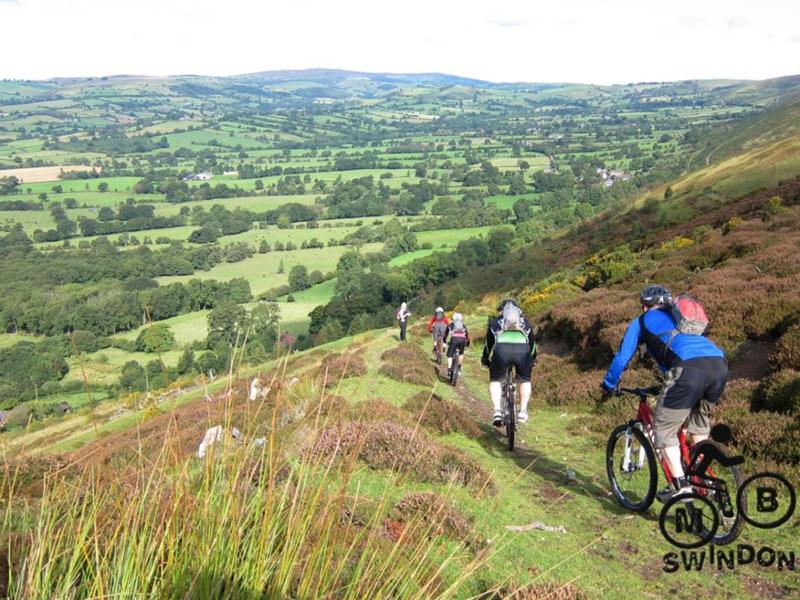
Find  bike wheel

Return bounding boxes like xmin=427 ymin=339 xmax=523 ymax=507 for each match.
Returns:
xmin=606 ymin=422 xmax=657 ymax=512
xmin=450 ymin=364 xmax=459 ymax=386
xmin=506 ymin=391 xmax=515 ymax=452
xmin=688 ymin=441 xmax=744 ymax=545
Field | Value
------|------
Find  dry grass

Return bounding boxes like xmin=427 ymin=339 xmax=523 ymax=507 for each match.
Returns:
xmin=0 ymin=165 xmax=93 ymax=183
xmin=390 ymin=492 xmax=472 ymax=541
xmin=379 ymin=344 xmax=436 ymax=386
xmin=312 ymin=420 xmax=495 ymax=493
xmin=403 ymin=391 xmax=481 ymax=438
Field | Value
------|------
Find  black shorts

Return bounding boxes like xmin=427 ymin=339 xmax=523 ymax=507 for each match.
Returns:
xmin=447 ymin=338 xmax=467 ymax=357
xmin=660 ymin=357 xmax=728 ymax=410
xmin=489 ymin=343 xmax=533 ymax=382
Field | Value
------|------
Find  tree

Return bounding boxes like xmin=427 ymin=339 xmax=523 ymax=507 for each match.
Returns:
xmin=0 ymin=176 xmax=20 ymax=196
xmin=98 ymin=206 xmax=115 ymax=221
xmin=664 ymin=186 xmax=674 ymax=200
xmin=278 ymin=259 xmax=285 ymax=274
xmin=487 ymin=227 xmax=514 ymax=262
xmin=97 ymin=182 xmax=109 ymax=192
xmin=258 ymin=239 xmax=271 ymax=253
xmin=188 ymin=226 xmax=219 ymax=244
xmin=288 ymin=265 xmax=310 ymax=291
xmin=254 ymin=179 xmax=264 ymax=190
xmin=207 ymin=301 xmax=248 ymax=348
xmin=135 ymin=323 xmax=176 ymax=353
xmin=176 ymin=348 xmax=195 ymax=375
xmin=119 ymin=360 xmax=146 ymax=391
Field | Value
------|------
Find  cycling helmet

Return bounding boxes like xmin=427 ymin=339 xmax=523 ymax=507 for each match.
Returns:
xmin=640 ymin=285 xmax=671 ymax=307
xmin=497 ymin=298 xmax=518 ymax=312
xmin=452 ymin=312 xmax=463 ymax=322
xmin=435 ymin=306 xmax=444 ymax=315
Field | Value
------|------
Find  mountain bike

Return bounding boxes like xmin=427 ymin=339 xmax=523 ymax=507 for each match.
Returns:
xmin=502 ymin=368 xmax=517 ymax=451
xmin=449 ymin=362 xmax=461 ymax=386
xmin=433 ymin=334 xmax=444 ymax=365
xmin=605 ymin=386 xmax=744 ymax=545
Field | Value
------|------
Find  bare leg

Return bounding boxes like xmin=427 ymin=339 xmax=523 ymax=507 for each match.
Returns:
xmin=447 ymin=356 xmax=453 ymax=369
xmin=489 ymin=381 xmax=502 ymax=412
xmin=663 ymin=445 xmax=685 ymax=481
xmin=518 ymin=381 xmax=532 ymax=413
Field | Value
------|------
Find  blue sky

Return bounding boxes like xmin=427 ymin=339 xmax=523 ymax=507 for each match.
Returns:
xmin=1 ymin=0 xmax=799 ymax=83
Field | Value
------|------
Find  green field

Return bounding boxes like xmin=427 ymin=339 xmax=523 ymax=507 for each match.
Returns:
xmin=156 ymin=243 xmax=383 ymax=295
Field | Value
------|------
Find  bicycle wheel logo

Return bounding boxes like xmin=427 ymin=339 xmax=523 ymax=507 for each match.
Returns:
xmin=659 ymin=471 xmax=796 ymax=549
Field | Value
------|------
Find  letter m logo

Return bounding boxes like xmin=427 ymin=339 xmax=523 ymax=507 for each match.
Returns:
xmin=674 ymin=506 xmax=704 ymax=533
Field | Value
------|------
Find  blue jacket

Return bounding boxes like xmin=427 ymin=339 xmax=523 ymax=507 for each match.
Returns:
xmin=602 ymin=308 xmax=725 ymax=389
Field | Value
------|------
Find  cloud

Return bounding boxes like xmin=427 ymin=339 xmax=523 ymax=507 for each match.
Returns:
xmin=487 ymin=17 xmax=528 ymax=28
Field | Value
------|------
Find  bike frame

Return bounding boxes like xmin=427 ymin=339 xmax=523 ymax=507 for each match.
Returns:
xmin=631 ymin=398 xmax=714 ymax=494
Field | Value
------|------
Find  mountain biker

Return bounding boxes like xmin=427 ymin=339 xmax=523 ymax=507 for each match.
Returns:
xmin=427 ymin=307 xmax=449 ymax=357
xmin=600 ymin=285 xmax=727 ymax=502
xmin=396 ymin=301 xmax=411 ymax=341
xmin=481 ymin=299 xmax=537 ymax=426
xmin=443 ymin=312 xmax=470 ymax=379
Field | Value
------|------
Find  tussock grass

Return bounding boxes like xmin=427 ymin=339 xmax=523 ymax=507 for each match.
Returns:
xmin=1 ymin=385 xmax=492 ymax=599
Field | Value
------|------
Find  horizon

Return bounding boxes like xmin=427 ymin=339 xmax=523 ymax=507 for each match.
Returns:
xmin=2 ymin=0 xmax=799 ymax=83
xmin=4 ymin=67 xmax=798 ymax=88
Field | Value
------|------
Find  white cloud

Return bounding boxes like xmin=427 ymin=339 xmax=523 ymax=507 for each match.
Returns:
xmin=0 ymin=0 xmax=798 ymax=83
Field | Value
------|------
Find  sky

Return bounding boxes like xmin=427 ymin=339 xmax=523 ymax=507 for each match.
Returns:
xmin=1 ymin=0 xmax=799 ymax=84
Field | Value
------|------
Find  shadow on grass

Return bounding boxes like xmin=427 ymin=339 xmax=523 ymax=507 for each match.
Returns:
xmin=472 ymin=421 xmax=659 ymax=523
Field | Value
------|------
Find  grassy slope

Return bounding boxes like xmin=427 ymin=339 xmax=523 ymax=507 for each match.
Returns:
xmin=6 ymin=326 xmax=795 ymax=598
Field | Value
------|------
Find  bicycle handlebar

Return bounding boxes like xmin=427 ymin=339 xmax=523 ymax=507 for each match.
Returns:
xmin=617 ymin=385 xmax=662 ymax=399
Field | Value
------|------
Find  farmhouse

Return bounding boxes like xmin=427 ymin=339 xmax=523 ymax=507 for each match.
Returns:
xmin=181 ymin=172 xmax=213 ymax=181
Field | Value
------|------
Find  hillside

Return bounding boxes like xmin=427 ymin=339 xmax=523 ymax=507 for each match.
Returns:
xmin=3 ymin=72 xmax=800 ymax=598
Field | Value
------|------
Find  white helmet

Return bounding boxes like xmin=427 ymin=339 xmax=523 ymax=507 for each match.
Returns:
xmin=435 ymin=306 xmax=444 ymax=314
xmin=452 ymin=312 xmax=463 ymax=322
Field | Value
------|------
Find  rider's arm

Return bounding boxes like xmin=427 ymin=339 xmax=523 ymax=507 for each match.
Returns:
xmin=602 ymin=317 xmax=642 ymax=390
xmin=465 ymin=327 xmax=471 ymax=347
xmin=443 ymin=324 xmax=451 ymax=343
xmin=482 ymin=322 xmax=494 ymax=362
xmin=427 ymin=316 xmax=434 ymax=332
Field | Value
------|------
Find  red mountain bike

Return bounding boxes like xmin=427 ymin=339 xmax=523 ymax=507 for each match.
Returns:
xmin=605 ymin=386 xmax=745 ymax=545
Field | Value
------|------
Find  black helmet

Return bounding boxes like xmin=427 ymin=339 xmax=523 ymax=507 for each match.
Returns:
xmin=497 ymin=298 xmax=519 ymax=312
xmin=640 ymin=285 xmax=671 ymax=307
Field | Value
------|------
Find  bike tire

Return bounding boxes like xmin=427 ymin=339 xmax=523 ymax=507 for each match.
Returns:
xmin=506 ymin=386 xmax=516 ymax=452
xmin=606 ymin=422 xmax=657 ymax=512
xmin=688 ymin=440 xmax=744 ymax=546
xmin=450 ymin=365 xmax=459 ymax=386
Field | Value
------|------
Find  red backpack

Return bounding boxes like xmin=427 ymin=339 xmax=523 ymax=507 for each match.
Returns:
xmin=668 ymin=295 xmax=709 ymax=335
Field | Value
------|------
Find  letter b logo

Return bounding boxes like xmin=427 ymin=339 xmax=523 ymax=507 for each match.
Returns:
xmin=756 ymin=487 xmax=778 ymax=513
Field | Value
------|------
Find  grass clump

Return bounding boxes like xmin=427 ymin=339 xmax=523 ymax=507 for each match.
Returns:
xmin=315 ymin=351 xmax=368 ymax=386
xmin=390 ymin=491 xmax=472 ymax=542
xmin=1 ymin=413 xmax=489 ymax=599
xmin=772 ymin=323 xmax=800 ymax=369
xmin=312 ymin=420 xmax=495 ymax=493
xmin=380 ymin=344 xmax=435 ymax=386
xmin=403 ymin=392 xmax=481 ymax=438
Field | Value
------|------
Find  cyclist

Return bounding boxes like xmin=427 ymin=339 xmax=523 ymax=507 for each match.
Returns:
xmin=427 ymin=306 xmax=449 ymax=358
xmin=443 ymin=312 xmax=470 ymax=380
xmin=481 ymin=299 xmax=536 ymax=426
xmin=600 ymin=285 xmax=727 ymax=502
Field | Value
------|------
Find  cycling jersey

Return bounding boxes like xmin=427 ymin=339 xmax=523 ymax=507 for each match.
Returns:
xmin=444 ymin=322 xmax=471 ymax=345
xmin=427 ymin=315 xmax=449 ymax=336
xmin=602 ymin=308 xmax=725 ymax=390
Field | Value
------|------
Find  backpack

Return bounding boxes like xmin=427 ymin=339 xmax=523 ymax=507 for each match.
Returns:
xmin=452 ymin=319 xmax=466 ymax=337
xmin=501 ymin=303 xmax=525 ymax=331
xmin=668 ymin=295 xmax=709 ymax=335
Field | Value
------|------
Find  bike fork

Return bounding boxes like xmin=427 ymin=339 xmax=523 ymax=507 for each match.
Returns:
xmin=623 ymin=427 xmax=645 ymax=472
